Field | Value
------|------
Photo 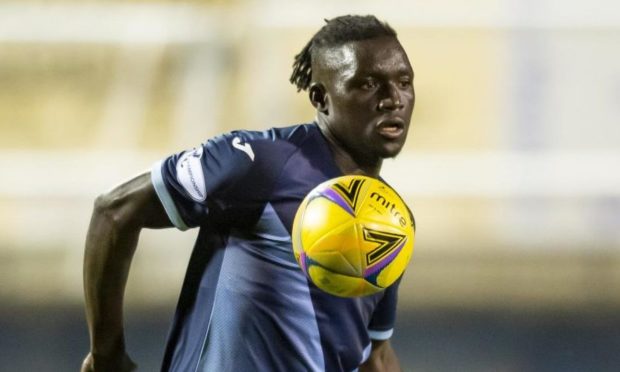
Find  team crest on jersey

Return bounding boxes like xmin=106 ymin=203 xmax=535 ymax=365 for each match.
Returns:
xmin=176 ymin=147 xmax=207 ymax=202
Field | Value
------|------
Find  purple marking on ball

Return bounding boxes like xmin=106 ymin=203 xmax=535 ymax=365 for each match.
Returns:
xmin=320 ymin=188 xmax=356 ymax=216
xmin=364 ymin=238 xmax=407 ymax=277
xmin=299 ymin=252 xmax=308 ymax=275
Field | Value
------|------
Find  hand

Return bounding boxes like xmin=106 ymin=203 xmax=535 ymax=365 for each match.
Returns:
xmin=80 ymin=351 xmax=137 ymax=372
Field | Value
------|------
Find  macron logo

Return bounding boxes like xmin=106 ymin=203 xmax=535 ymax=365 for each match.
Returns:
xmin=232 ymin=137 xmax=255 ymax=161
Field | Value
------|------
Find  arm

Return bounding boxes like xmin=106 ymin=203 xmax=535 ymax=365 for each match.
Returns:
xmin=359 ymin=339 xmax=402 ymax=372
xmin=81 ymin=172 xmax=173 ymax=372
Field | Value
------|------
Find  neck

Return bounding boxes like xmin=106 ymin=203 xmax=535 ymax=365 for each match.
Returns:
xmin=315 ymin=116 xmax=383 ymax=177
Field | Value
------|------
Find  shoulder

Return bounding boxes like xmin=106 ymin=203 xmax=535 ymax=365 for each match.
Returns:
xmin=207 ymin=122 xmax=314 ymax=154
xmin=216 ymin=123 xmax=318 ymax=154
xmin=205 ymin=123 xmax=318 ymax=174
xmin=202 ymin=122 xmax=319 ymax=197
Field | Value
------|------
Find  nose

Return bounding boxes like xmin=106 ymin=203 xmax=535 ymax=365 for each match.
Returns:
xmin=378 ymin=84 xmax=404 ymax=111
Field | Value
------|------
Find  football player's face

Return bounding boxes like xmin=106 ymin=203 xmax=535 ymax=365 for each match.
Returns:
xmin=320 ymin=37 xmax=415 ymax=164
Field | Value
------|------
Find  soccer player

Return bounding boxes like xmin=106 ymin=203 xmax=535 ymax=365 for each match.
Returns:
xmin=81 ymin=14 xmax=415 ymax=372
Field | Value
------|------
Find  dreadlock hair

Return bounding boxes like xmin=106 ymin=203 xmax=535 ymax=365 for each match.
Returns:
xmin=290 ymin=15 xmax=397 ymax=92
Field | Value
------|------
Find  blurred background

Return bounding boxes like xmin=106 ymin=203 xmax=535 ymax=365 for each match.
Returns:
xmin=1 ymin=0 xmax=619 ymax=371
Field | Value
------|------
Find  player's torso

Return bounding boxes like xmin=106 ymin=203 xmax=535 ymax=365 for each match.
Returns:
xmin=163 ymin=124 xmax=386 ymax=372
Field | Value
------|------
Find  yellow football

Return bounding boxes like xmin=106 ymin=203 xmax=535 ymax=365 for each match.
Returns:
xmin=292 ymin=175 xmax=415 ymax=297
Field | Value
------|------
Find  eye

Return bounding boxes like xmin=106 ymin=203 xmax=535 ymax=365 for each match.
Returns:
xmin=398 ymin=78 xmax=412 ymax=89
xmin=361 ymin=79 xmax=378 ymax=90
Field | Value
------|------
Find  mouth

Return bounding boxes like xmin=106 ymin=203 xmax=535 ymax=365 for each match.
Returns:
xmin=376 ymin=118 xmax=405 ymax=140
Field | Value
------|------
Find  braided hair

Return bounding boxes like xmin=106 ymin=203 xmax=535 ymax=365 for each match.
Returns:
xmin=290 ymin=15 xmax=397 ymax=92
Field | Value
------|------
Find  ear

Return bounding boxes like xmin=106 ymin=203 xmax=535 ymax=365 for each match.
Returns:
xmin=309 ymin=83 xmax=329 ymax=114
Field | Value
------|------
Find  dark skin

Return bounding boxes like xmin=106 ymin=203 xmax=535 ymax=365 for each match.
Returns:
xmin=81 ymin=35 xmax=414 ymax=372
xmin=311 ymin=36 xmax=415 ymax=178
xmin=81 ymin=174 xmax=170 ymax=372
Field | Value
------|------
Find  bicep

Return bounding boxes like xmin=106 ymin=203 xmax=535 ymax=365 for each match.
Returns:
xmin=97 ymin=172 xmax=173 ymax=230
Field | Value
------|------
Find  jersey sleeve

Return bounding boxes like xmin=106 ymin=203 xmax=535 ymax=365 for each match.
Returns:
xmin=151 ymin=131 xmax=274 ymax=230
xmin=367 ymin=277 xmax=402 ymax=340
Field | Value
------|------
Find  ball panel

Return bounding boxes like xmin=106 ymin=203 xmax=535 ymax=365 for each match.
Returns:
xmin=306 ymin=221 xmax=361 ymax=276
xmin=298 ymin=197 xmax=355 ymax=251
xmin=315 ymin=187 xmax=356 ymax=217
xmin=292 ymin=194 xmax=312 ymax=264
xmin=359 ymin=217 xmax=412 ymax=236
xmin=306 ymin=250 xmax=357 ymax=277
xmin=357 ymin=182 xmax=413 ymax=231
xmin=366 ymin=236 xmax=413 ymax=287
xmin=307 ymin=264 xmax=383 ymax=297
xmin=321 ymin=175 xmax=371 ymax=216
xmin=356 ymin=223 xmax=411 ymax=289
xmin=362 ymin=233 xmax=408 ymax=277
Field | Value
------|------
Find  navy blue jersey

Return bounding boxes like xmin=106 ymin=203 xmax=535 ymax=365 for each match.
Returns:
xmin=151 ymin=123 xmax=401 ymax=372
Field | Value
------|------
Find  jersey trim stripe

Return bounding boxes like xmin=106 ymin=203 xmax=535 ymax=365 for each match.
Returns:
xmin=351 ymin=344 xmax=372 ymax=372
xmin=151 ymin=160 xmax=190 ymax=231
xmin=368 ymin=328 xmax=393 ymax=340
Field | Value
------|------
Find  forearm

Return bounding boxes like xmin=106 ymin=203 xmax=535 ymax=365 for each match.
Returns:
xmin=81 ymin=173 xmax=171 ymax=372
xmin=83 ymin=198 xmax=141 ymax=355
